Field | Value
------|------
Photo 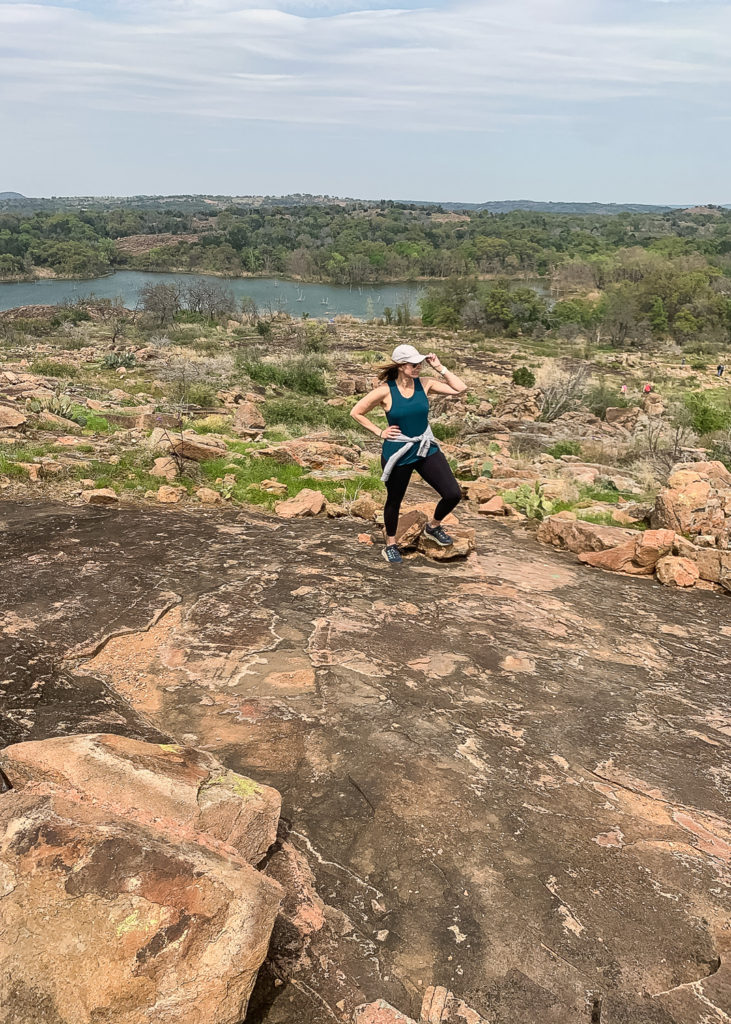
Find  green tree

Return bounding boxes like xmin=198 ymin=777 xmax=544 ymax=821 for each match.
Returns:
xmin=648 ymin=296 xmax=669 ymax=336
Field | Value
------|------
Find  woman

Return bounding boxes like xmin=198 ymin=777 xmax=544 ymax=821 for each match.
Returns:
xmin=351 ymin=344 xmax=468 ymax=564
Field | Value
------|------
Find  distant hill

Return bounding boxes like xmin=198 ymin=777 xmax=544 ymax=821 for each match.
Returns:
xmin=1 ymin=193 xmax=729 ymax=216
xmin=402 ymin=199 xmax=679 ymax=215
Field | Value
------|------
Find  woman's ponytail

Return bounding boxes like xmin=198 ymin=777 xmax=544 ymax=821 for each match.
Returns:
xmin=376 ymin=362 xmax=401 ymax=383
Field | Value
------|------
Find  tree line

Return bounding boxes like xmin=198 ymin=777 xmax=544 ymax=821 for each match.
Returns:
xmin=2 ymin=202 xmax=731 ymax=288
xmin=420 ymin=260 xmax=731 ymax=349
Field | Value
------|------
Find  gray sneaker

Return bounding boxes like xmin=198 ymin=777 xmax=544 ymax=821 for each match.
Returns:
xmin=382 ymin=544 xmax=403 ymax=565
xmin=423 ymin=523 xmax=454 ymax=547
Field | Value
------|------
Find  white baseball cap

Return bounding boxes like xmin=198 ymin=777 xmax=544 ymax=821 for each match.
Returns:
xmin=391 ymin=344 xmax=427 ymax=364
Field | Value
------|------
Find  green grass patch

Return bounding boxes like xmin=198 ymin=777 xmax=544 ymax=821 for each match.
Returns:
xmin=30 ymin=359 xmax=78 ymax=378
xmin=431 ymin=421 xmax=461 ymax=441
xmin=198 ymin=454 xmax=384 ymax=509
xmin=263 ymin=428 xmax=289 ymax=442
xmin=82 ymin=414 xmax=113 ymax=434
xmin=354 ymin=350 xmax=386 ymax=363
xmin=184 ymin=415 xmax=236 ymax=436
xmin=574 ymin=510 xmax=647 ymax=531
xmin=67 ymin=449 xmax=166 ymax=494
xmin=262 ymin=397 xmax=354 ymax=433
xmin=0 ymin=454 xmax=34 ymax=479
xmin=2 ymin=442 xmax=56 ymax=462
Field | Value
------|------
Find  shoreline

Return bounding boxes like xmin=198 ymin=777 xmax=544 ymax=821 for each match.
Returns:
xmin=0 ymin=266 xmax=552 ymax=288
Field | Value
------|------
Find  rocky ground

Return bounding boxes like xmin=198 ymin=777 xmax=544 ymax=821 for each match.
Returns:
xmin=1 ymin=497 xmax=729 ymax=1024
xmin=1 ymin=305 xmax=730 ymax=585
xmin=1 ymin=307 xmax=730 ymax=1024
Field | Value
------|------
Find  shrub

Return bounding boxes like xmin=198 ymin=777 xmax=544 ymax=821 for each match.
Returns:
xmin=30 ymin=359 xmax=77 ymax=378
xmin=586 ymin=381 xmax=629 ymax=419
xmin=512 ymin=366 xmax=536 ymax=388
xmin=174 ymin=310 xmax=210 ymax=325
xmin=10 ymin=318 xmax=55 ymax=336
xmin=101 ymin=351 xmax=136 ymax=370
xmin=186 ymin=382 xmax=218 ymax=407
xmin=684 ymin=392 xmax=731 ymax=435
xmin=300 ymin=322 xmax=329 ymax=354
xmin=537 ymin=364 xmax=589 ymax=422
xmin=546 ymin=441 xmax=582 ymax=458
xmin=238 ymin=354 xmax=329 ymax=396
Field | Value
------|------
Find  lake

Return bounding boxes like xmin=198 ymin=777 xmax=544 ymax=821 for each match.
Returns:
xmin=0 ymin=271 xmax=426 ymax=320
xmin=0 ymin=270 xmax=552 ymax=319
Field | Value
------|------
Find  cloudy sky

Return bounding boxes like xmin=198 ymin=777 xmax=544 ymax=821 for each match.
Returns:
xmin=1 ymin=0 xmax=729 ymax=202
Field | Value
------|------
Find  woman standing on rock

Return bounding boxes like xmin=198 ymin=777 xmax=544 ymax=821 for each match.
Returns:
xmin=350 ymin=344 xmax=468 ymax=564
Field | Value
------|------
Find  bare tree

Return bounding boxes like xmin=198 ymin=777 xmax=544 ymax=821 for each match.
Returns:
xmin=95 ymin=297 xmax=138 ymax=348
xmin=183 ymin=280 xmax=236 ymax=320
xmin=537 ymin=364 xmax=590 ymax=422
xmin=140 ymin=282 xmax=182 ymax=327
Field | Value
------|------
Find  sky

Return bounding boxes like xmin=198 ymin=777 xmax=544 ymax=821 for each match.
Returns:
xmin=1 ymin=0 xmax=730 ymax=203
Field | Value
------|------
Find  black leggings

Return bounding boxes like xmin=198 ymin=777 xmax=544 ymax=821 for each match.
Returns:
xmin=381 ymin=449 xmax=462 ymax=537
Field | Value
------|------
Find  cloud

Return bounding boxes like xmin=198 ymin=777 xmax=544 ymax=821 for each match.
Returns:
xmin=2 ymin=0 xmax=731 ymax=135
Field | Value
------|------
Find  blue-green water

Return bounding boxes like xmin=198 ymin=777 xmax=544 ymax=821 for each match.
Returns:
xmin=0 ymin=271 xmax=426 ymax=319
xmin=0 ymin=270 xmax=551 ymax=319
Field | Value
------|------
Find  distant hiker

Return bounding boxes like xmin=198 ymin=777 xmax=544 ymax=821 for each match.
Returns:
xmin=620 ymin=384 xmax=628 ymax=396
xmin=351 ymin=344 xmax=468 ymax=565
xmin=681 ymin=356 xmax=686 ymax=366
xmin=717 ymin=364 xmax=725 ymax=377
xmin=643 ymin=382 xmax=653 ymax=394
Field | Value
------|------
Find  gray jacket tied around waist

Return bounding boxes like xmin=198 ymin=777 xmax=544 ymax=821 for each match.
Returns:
xmin=380 ymin=425 xmax=437 ymax=483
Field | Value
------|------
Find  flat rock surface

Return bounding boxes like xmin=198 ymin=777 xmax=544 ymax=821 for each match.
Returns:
xmin=1 ymin=499 xmax=729 ymax=1024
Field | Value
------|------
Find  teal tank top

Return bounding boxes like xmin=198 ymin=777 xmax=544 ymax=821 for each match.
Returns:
xmin=382 ymin=377 xmax=439 ymax=468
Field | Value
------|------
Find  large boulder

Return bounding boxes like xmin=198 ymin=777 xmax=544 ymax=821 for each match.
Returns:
xmin=82 ymin=488 xmax=118 ymax=506
xmin=643 ymin=394 xmax=665 ymax=417
xmin=655 ymin=555 xmax=700 ymax=588
xmin=605 ymin=406 xmax=641 ymax=430
xmin=0 ymin=735 xmax=282 ymax=1024
xmin=651 ymin=461 xmax=731 ymax=547
xmin=462 ymin=477 xmax=497 ymax=503
xmin=693 ymin=548 xmax=731 ymax=592
xmin=275 ymin=488 xmax=326 ymax=518
xmin=234 ymin=401 xmax=265 ymax=433
xmin=254 ymin=438 xmax=361 ymax=471
xmin=578 ymin=529 xmax=675 ymax=576
xmin=537 ymin=515 xmax=634 ymax=554
xmin=417 ymin=526 xmax=475 ymax=561
xmin=168 ymin=431 xmax=228 ymax=463
xmin=0 ymin=403 xmax=26 ymax=429
xmin=0 ymin=734 xmax=281 ymax=865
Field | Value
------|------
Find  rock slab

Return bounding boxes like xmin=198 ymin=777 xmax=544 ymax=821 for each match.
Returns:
xmin=0 ymin=734 xmax=282 ymax=1024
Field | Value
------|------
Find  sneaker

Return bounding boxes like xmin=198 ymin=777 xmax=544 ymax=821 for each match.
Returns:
xmin=382 ymin=544 xmax=403 ymax=564
xmin=423 ymin=523 xmax=454 ymax=547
